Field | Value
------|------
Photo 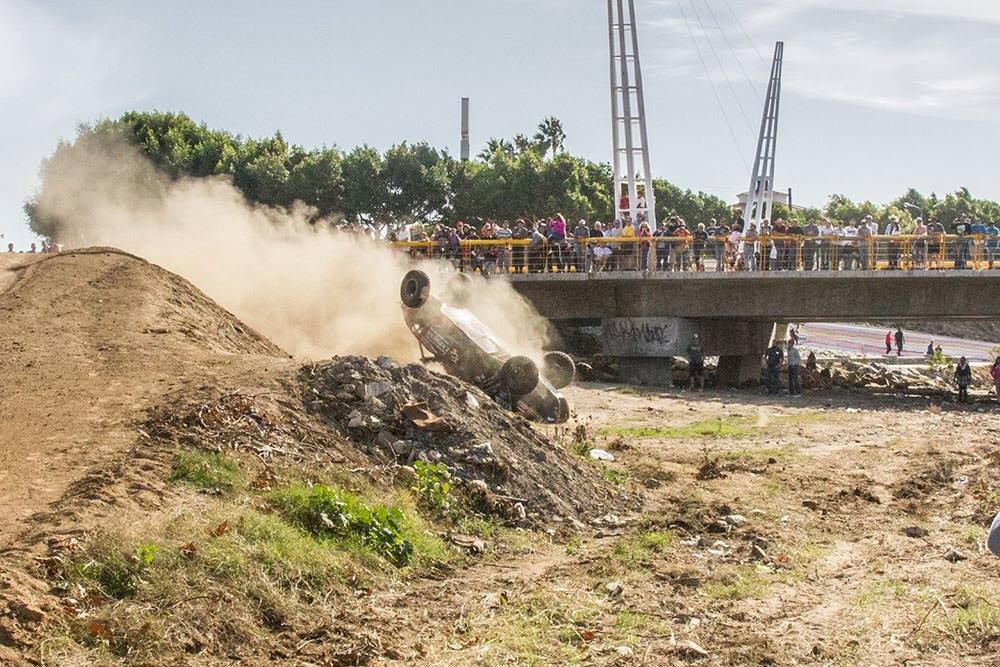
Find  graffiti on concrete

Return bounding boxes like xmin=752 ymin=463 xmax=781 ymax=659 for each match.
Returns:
xmin=602 ymin=318 xmax=692 ymax=357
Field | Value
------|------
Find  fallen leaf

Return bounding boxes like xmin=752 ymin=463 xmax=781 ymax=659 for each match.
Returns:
xmin=209 ymin=520 xmax=229 ymax=537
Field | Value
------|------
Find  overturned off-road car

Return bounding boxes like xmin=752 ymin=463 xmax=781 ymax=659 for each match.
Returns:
xmin=400 ymin=269 xmax=574 ymax=423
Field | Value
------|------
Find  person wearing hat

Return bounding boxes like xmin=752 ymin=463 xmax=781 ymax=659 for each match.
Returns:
xmin=692 ymin=222 xmax=709 ymax=271
xmin=885 ymin=215 xmax=903 ymax=269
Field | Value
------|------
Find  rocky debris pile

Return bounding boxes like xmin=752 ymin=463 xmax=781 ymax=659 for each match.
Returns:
xmin=301 ymin=356 xmax=624 ymax=527
xmin=818 ymin=358 xmax=992 ymax=393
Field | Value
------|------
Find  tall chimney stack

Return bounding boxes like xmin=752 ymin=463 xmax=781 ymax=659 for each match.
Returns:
xmin=460 ymin=97 xmax=470 ymax=162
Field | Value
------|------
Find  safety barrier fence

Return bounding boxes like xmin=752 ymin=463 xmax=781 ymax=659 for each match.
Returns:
xmin=390 ymin=235 xmax=1000 ymax=274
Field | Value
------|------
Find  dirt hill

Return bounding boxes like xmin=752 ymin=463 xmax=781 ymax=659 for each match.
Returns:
xmin=0 ymin=249 xmax=622 ymax=665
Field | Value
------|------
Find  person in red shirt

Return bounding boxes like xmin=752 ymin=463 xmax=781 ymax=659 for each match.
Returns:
xmin=884 ymin=330 xmax=892 ymax=355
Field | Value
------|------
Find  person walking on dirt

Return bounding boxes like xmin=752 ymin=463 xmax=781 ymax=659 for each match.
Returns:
xmin=687 ymin=334 xmax=705 ymax=391
xmin=926 ymin=341 xmax=935 ymax=358
xmin=894 ymin=328 xmax=904 ymax=357
xmin=764 ymin=341 xmax=784 ymax=395
xmin=991 ymin=357 xmax=1000 ymax=405
xmin=787 ymin=339 xmax=802 ymax=397
xmin=885 ymin=330 xmax=893 ymax=355
xmin=954 ymin=356 xmax=973 ymax=402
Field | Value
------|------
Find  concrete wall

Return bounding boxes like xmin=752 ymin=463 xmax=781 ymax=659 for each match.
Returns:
xmin=510 ymin=271 xmax=1000 ymax=322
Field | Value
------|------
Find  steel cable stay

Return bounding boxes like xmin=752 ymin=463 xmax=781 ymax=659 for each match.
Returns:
xmin=700 ymin=0 xmax=764 ymax=105
xmin=686 ymin=0 xmax=756 ymax=138
xmin=677 ymin=0 xmax=750 ymax=171
xmin=720 ymin=0 xmax=770 ymax=67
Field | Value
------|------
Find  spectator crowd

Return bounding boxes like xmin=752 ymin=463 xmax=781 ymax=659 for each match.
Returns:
xmin=392 ymin=213 xmax=1000 ymax=274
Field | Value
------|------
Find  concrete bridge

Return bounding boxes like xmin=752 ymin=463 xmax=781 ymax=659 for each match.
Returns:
xmin=507 ymin=270 xmax=1000 ymax=385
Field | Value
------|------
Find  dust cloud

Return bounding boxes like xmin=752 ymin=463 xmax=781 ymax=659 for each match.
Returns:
xmin=30 ymin=136 xmax=550 ymax=361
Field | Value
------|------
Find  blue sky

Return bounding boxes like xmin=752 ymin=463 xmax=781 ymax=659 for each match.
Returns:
xmin=2 ymin=0 xmax=999 ymax=248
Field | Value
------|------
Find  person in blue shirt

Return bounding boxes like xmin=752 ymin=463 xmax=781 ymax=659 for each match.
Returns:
xmin=970 ymin=219 xmax=988 ymax=269
xmin=985 ymin=221 xmax=1000 ymax=270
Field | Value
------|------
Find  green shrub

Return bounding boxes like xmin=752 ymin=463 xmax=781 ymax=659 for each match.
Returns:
xmin=268 ymin=483 xmax=414 ymax=566
xmin=412 ymin=460 xmax=453 ymax=513
xmin=71 ymin=537 xmax=161 ymax=599
xmin=170 ymin=451 xmax=242 ymax=490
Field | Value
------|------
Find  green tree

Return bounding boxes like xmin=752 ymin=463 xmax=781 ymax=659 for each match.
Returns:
xmin=533 ymin=116 xmax=566 ymax=159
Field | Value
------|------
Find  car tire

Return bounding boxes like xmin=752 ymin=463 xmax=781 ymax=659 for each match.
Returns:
xmin=500 ymin=355 xmax=539 ymax=396
xmin=542 ymin=351 xmax=576 ymax=389
xmin=400 ymin=270 xmax=431 ymax=308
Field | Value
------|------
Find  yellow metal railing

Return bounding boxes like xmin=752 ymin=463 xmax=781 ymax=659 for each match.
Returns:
xmin=390 ymin=234 xmax=1000 ymax=274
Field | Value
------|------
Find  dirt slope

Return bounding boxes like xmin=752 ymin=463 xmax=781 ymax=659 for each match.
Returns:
xmin=0 ymin=249 xmax=287 ymax=540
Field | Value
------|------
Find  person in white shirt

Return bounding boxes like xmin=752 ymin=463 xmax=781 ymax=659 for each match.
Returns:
xmin=841 ymin=222 xmax=859 ymax=270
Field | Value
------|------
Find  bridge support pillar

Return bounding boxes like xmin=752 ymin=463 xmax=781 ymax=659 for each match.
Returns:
xmin=600 ymin=317 xmax=772 ymax=388
xmin=717 ymin=354 xmax=762 ymax=386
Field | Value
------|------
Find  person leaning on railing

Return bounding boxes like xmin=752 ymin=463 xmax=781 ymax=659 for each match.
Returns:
xmin=911 ymin=218 xmax=928 ymax=269
xmin=742 ymin=222 xmax=758 ymax=271
xmin=802 ymin=219 xmax=819 ymax=270
xmin=573 ymin=218 xmax=590 ymax=273
xmin=591 ymin=221 xmax=611 ymax=272
xmin=986 ymin=221 xmax=1000 ymax=269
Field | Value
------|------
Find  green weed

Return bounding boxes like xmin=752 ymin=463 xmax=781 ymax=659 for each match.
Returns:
xmin=412 ymin=460 xmax=454 ymax=513
xmin=170 ymin=450 xmax=242 ymax=491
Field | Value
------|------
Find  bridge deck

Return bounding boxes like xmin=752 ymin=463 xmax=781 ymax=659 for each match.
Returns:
xmin=507 ymin=270 xmax=1000 ymax=321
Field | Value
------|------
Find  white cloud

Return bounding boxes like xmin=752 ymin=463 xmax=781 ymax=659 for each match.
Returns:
xmin=644 ymin=0 xmax=1000 ymax=119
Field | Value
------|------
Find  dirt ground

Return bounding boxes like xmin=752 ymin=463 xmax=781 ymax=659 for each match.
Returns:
xmin=4 ymin=250 xmax=1000 ymax=666
xmin=358 ymin=385 xmax=1000 ymax=666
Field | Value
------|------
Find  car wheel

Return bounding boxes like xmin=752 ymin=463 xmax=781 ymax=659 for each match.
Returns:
xmin=542 ymin=351 xmax=576 ymax=389
xmin=400 ymin=270 xmax=431 ymax=308
xmin=500 ymin=355 xmax=539 ymax=396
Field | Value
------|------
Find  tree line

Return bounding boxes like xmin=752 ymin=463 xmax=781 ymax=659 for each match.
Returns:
xmin=24 ymin=111 xmax=1000 ymax=238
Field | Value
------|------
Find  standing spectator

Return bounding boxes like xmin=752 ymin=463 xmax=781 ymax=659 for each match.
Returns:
xmin=495 ymin=220 xmax=513 ymax=272
xmin=727 ymin=225 xmax=742 ymax=271
xmin=29 ymin=242 xmax=37 ymax=253
xmin=926 ymin=340 xmax=935 ymax=358
xmin=985 ymin=220 xmax=1000 ymax=270
xmin=786 ymin=218 xmax=803 ymax=270
xmin=971 ymin=218 xmax=987 ymax=268
xmin=787 ymin=339 xmax=802 ymax=397
xmin=759 ymin=219 xmax=774 ymax=270
xmin=512 ymin=220 xmax=529 ymax=273
xmin=764 ymin=340 xmax=784 ymax=395
xmin=802 ymin=218 xmax=819 ymax=270
xmin=894 ymin=327 xmax=904 ymax=357
xmin=674 ymin=221 xmax=692 ymax=271
xmin=6 ymin=243 xmax=12 ymax=253
xmin=692 ymin=223 xmax=709 ymax=271
xmin=954 ymin=216 xmax=971 ymax=269
xmin=705 ymin=219 xmax=721 ymax=270
xmin=687 ymin=334 xmax=705 ymax=391
xmin=885 ymin=216 xmax=903 ymax=269
xmin=818 ymin=219 xmax=835 ymax=270
xmin=955 ymin=356 xmax=973 ymax=402
xmin=991 ymin=357 xmax=1000 ymax=404
xmin=480 ymin=222 xmax=497 ymax=275
xmin=638 ymin=221 xmax=653 ymax=271
xmin=716 ymin=219 xmax=731 ymax=271
xmin=857 ymin=219 xmax=873 ymax=270
xmin=884 ymin=330 xmax=893 ymax=355
xmin=772 ymin=218 xmax=789 ymax=270
xmin=529 ymin=223 xmax=546 ymax=273
xmin=742 ymin=223 xmax=758 ymax=271
xmin=573 ymin=219 xmax=590 ymax=272
xmin=912 ymin=218 xmax=928 ymax=269
xmin=621 ymin=217 xmax=637 ymax=270
xmin=841 ymin=221 xmax=859 ymax=270
xmin=547 ymin=214 xmax=568 ymax=270
xmin=591 ymin=222 xmax=611 ymax=272
xmin=927 ymin=217 xmax=945 ymax=268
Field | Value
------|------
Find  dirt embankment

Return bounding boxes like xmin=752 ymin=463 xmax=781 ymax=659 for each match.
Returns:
xmin=0 ymin=248 xmax=621 ymax=665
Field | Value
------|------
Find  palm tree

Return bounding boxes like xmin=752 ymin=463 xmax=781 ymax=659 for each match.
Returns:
xmin=533 ymin=117 xmax=566 ymax=158
xmin=478 ymin=137 xmax=514 ymax=160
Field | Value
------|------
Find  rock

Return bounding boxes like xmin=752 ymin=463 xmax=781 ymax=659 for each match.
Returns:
xmin=723 ymin=514 xmax=747 ymax=525
xmin=465 ymin=392 xmax=481 ymax=409
xmin=613 ymin=645 xmax=634 ymax=657
xmin=376 ymin=356 xmax=398 ymax=370
xmin=365 ymin=381 xmax=393 ymax=399
xmin=347 ymin=410 xmax=365 ymax=429
xmin=944 ymin=547 xmax=967 ymax=563
xmin=674 ymin=639 xmax=709 ymax=658
xmin=375 ymin=430 xmax=397 ymax=448
xmin=903 ymin=526 xmax=929 ymax=538
xmin=391 ymin=440 xmax=412 ymax=456
xmin=605 ymin=580 xmax=625 ymax=597
xmin=589 ymin=448 xmax=615 ymax=461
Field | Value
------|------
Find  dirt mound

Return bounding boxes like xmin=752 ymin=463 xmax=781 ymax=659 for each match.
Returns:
xmin=301 ymin=356 xmax=623 ymax=526
xmin=0 ymin=248 xmax=286 ymax=539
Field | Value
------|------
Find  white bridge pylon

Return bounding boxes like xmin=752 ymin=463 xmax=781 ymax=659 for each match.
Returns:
xmin=742 ymin=41 xmax=784 ymax=233
xmin=608 ymin=0 xmax=656 ymax=230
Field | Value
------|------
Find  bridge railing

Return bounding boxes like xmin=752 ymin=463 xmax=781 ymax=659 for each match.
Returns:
xmin=390 ymin=234 xmax=1000 ymax=274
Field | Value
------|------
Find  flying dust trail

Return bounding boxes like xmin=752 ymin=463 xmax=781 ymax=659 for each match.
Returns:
xmin=29 ymin=135 xmax=550 ymax=362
